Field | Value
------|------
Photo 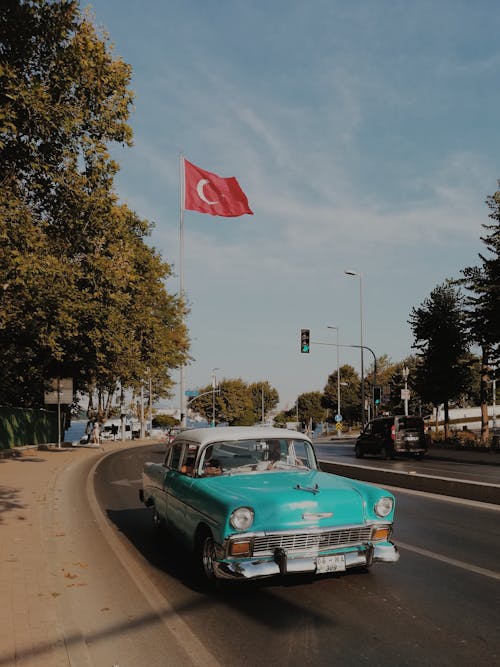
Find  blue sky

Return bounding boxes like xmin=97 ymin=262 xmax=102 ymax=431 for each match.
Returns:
xmin=88 ymin=0 xmax=500 ymax=411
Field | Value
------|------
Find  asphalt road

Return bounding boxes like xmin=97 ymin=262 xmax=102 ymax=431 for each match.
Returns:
xmin=92 ymin=444 xmax=500 ymax=667
xmin=314 ymin=438 xmax=500 ymax=485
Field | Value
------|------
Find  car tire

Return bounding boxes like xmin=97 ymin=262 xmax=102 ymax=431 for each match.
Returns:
xmin=195 ymin=527 xmax=218 ymax=586
xmin=380 ymin=446 xmax=389 ymax=460
xmin=355 ymin=443 xmax=364 ymax=458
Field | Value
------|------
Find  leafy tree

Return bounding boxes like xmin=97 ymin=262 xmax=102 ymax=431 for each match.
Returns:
xmin=0 ymin=1 xmax=189 ymax=415
xmin=189 ymin=378 xmax=253 ymax=426
xmin=272 ymin=411 xmax=289 ymax=427
xmin=322 ymin=364 xmax=361 ymax=425
xmin=152 ymin=414 xmax=178 ymax=428
xmin=296 ymin=391 xmax=325 ymax=430
xmin=460 ymin=186 xmax=500 ymax=441
xmin=409 ymin=282 xmax=471 ymax=437
xmin=188 ymin=378 xmax=279 ymax=426
xmin=249 ymin=381 xmax=279 ymax=423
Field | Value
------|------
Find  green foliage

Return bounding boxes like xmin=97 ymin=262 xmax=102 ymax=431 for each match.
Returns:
xmin=458 ymin=186 xmax=500 ymax=441
xmin=322 ymin=364 xmax=361 ymax=424
xmin=249 ymin=381 xmax=279 ymax=421
xmin=189 ymin=378 xmax=279 ymax=426
xmin=409 ymin=282 xmax=471 ymax=433
xmin=461 ymin=186 xmax=500 ymax=365
xmin=0 ymin=1 xmax=189 ymax=412
xmin=296 ymin=391 xmax=325 ymax=428
xmin=272 ymin=411 xmax=289 ymax=426
xmin=152 ymin=414 xmax=178 ymax=428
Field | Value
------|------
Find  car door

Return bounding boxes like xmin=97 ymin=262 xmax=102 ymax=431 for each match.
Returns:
xmin=358 ymin=422 xmax=374 ymax=454
xmin=163 ymin=441 xmax=197 ymax=534
xmin=371 ymin=419 xmax=387 ymax=455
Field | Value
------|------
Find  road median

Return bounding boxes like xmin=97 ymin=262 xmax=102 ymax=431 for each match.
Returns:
xmin=319 ymin=459 xmax=500 ymax=505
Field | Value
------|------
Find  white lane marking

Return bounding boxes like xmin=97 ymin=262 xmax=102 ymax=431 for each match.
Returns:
xmin=397 ymin=541 xmax=500 ymax=582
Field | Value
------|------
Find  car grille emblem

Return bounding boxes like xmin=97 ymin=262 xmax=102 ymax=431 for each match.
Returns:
xmin=302 ymin=512 xmax=333 ymax=520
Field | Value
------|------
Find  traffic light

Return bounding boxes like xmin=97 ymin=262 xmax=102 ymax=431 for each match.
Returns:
xmin=300 ymin=329 xmax=310 ymax=353
xmin=373 ymin=386 xmax=381 ymax=405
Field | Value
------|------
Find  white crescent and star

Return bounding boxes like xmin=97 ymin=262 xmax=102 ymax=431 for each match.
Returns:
xmin=196 ymin=179 xmax=218 ymax=205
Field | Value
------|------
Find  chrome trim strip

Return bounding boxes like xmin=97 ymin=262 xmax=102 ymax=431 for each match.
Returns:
xmin=221 ymin=523 xmax=392 ymax=558
xmin=212 ymin=542 xmax=400 ymax=580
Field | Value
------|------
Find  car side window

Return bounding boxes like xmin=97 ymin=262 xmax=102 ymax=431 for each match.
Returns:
xmin=372 ymin=421 xmax=385 ymax=435
xmin=180 ymin=445 xmax=198 ymax=476
xmin=169 ymin=443 xmax=184 ymax=471
xmin=292 ymin=440 xmax=314 ymax=468
xmin=363 ymin=423 xmax=373 ymax=435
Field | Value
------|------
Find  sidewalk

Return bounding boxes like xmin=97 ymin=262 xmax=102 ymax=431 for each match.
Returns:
xmin=0 ymin=441 xmax=214 ymax=667
xmin=0 ymin=445 xmax=92 ymax=666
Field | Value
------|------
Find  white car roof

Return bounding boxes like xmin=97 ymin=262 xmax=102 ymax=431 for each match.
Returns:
xmin=174 ymin=426 xmax=311 ymax=447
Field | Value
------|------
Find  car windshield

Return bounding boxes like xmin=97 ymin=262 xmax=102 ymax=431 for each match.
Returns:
xmin=199 ymin=438 xmax=317 ymax=476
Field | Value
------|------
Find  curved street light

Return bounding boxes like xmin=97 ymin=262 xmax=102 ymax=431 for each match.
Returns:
xmin=345 ymin=270 xmax=365 ymax=426
xmin=327 ymin=325 xmax=341 ymax=437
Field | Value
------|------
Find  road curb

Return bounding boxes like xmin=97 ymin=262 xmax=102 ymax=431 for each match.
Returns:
xmin=319 ymin=460 xmax=500 ymax=505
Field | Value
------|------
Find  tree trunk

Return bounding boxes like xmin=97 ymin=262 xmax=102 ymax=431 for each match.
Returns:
xmin=480 ymin=346 xmax=490 ymax=444
xmin=444 ymin=400 xmax=450 ymax=439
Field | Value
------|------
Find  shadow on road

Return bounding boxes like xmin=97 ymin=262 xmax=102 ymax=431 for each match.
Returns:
xmin=105 ymin=505 xmax=367 ymax=633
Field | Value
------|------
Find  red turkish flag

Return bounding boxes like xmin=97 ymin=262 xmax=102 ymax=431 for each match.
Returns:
xmin=184 ymin=159 xmax=253 ymax=217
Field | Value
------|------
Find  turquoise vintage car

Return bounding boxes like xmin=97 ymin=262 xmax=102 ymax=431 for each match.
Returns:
xmin=140 ymin=426 xmax=399 ymax=583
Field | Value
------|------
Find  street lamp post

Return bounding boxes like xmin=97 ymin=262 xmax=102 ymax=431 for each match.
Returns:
xmin=492 ymin=375 xmax=497 ymax=431
xmin=327 ymin=325 xmax=341 ymax=437
xmin=402 ymin=365 xmax=409 ymax=416
xmin=211 ymin=368 xmax=221 ymax=427
xmin=345 ymin=270 xmax=365 ymax=426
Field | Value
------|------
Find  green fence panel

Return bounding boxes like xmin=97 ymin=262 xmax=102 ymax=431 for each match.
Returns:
xmin=0 ymin=407 xmax=59 ymax=449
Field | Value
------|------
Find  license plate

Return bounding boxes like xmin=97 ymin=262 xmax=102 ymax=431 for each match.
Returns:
xmin=316 ymin=555 xmax=346 ymax=574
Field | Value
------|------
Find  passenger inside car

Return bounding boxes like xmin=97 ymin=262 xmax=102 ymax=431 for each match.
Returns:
xmin=201 ymin=445 xmax=223 ymax=476
xmin=266 ymin=441 xmax=282 ymax=468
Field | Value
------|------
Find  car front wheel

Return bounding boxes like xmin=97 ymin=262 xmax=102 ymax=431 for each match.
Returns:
xmin=195 ymin=528 xmax=218 ymax=585
xmin=355 ymin=443 xmax=364 ymax=458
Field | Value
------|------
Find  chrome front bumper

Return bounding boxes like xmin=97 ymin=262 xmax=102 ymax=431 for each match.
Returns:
xmin=213 ymin=542 xmax=399 ymax=581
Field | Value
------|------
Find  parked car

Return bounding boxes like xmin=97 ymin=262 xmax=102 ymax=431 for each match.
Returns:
xmin=355 ymin=415 xmax=427 ymax=460
xmin=140 ymin=426 xmax=399 ymax=584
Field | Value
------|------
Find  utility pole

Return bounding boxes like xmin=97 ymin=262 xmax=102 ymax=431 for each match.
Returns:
xmin=402 ymin=366 xmax=409 ymax=417
xmin=327 ymin=326 xmax=341 ymax=437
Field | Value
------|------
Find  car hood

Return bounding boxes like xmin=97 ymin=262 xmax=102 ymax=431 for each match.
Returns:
xmin=200 ymin=469 xmax=368 ymax=531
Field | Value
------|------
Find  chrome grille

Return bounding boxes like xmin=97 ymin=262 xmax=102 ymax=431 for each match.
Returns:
xmin=252 ymin=526 xmax=372 ymax=556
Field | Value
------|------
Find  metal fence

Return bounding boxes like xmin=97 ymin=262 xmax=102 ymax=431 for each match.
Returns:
xmin=0 ymin=406 xmax=58 ymax=449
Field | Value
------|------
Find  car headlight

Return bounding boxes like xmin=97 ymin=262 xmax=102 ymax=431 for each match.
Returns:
xmin=374 ymin=497 xmax=394 ymax=517
xmin=230 ymin=507 xmax=254 ymax=531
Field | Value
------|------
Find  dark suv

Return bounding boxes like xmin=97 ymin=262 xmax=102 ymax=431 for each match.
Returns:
xmin=355 ymin=416 xmax=427 ymax=459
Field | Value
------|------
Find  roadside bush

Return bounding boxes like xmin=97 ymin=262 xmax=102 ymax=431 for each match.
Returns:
xmin=451 ymin=429 xmax=478 ymax=446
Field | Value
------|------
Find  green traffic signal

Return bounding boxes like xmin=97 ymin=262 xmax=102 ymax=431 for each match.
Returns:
xmin=300 ymin=329 xmax=310 ymax=353
xmin=373 ymin=386 xmax=381 ymax=405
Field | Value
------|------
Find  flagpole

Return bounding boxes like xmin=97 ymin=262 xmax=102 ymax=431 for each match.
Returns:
xmin=179 ymin=152 xmax=186 ymax=427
